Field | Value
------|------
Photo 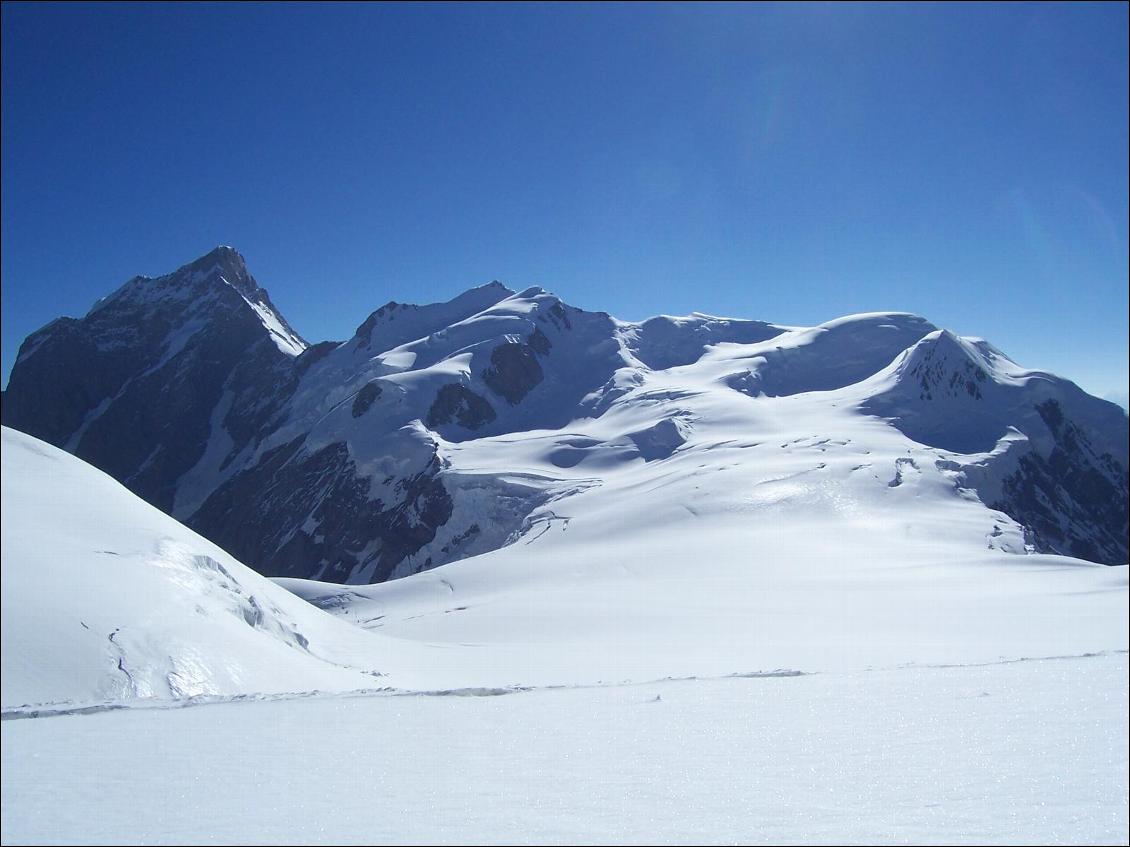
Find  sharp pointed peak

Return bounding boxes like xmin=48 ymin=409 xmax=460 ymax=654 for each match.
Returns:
xmin=887 ymin=328 xmax=997 ymax=396
xmin=915 ymin=328 xmax=976 ymax=354
xmin=203 ymin=244 xmax=242 ymax=259
xmin=162 ymin=244 xmax=270 ymax=304
xmin=178 ymin=244 xmax=249 ymax=278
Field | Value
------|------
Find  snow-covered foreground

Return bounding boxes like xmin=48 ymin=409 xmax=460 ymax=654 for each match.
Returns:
xmin=3 ymin=652 xmax=1126 ymax=845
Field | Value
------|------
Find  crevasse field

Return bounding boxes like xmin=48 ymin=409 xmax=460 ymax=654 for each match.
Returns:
xmin=3 ymin=314 xmax=1128 ymax=847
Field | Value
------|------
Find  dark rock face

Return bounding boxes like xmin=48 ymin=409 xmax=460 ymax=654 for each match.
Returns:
xmin=483 ymin=340 xmax=544 ymax=405
xmin=351 ymin=382 xmax=382 ymax=418
xmin=188 ymin=437 xmax=453 ymax=583
xmin=3 ymin=317 xmax=135 ymax=447
xmin=438 ymin=523 xmax=481 ymax=558
xmin=2 ymin=248 xmax=303 ymax=512
xmin=629 ymin=417 xmax=689 ymax=461
xmin=354 ymin=302 xmax=401 ymax=349
xmin=218 ymin=344 xmax=302 ymax=470
xmin=527 ymin=327 xmax=552 ymax=356
xmin=77 ymin=313 xmax=279 ymax=511
xmin=426 ymin=384 xmax=497 ymax=430
xmin=545 ymin=302 xmax=572 ymax=331
xmin=908 ymin=346 xmax=987 ymax=401
xmin=990 ymin=400 xmax=1129 ymax=564
xmin=296 ymin=341 xmax=339 ymax=374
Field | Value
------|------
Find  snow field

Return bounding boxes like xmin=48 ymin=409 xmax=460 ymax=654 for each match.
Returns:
xmin=3 ymin=652 xmax=1126 ymax=845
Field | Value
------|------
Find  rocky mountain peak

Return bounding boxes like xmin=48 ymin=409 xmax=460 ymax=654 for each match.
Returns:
xmin=898 ymin=329 xmax=991 ymax=402
xmin=179 ymin=245 xmax=256 ymax=296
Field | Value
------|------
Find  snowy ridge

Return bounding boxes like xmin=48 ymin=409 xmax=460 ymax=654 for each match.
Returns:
xmin=349 ymin=280 xmax=514 ymax=355
xmin=241 ymin=292 xmax=307 ymax=356
xmin=3 ymin=247 xmax=1128 ymax=588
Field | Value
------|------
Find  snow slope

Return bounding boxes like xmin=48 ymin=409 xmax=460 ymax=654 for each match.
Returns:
xmin=277 ymin=317 xmax=1129 ymax=690
xmin=0 ymin=427 xmax=412 ymax=709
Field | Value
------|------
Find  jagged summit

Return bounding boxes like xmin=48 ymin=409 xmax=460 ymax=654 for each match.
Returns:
xmin=91 ymin=245 xmax=250 ymax=310
xmin=185 ymin=243 xmax=244 ymax=269
xmin=172 ymin=246 xmax=306 ymax=356
xmin=109 ymin=246 xmax=306 ymax=356
xmin=180 ymin=244 xmax=256 ymax=294
xmin=3 ymin=246 xmax=309 ymax=510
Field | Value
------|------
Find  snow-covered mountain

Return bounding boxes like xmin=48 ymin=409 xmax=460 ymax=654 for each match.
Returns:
xmin=3 ymin=246 xmax=1126 ymax=587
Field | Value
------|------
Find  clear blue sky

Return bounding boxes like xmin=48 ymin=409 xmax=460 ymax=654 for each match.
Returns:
xmin=3 ymin=2 xmax=1127 ymax=401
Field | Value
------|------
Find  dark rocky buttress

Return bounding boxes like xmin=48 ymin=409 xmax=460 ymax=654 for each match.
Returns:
xmin=188 ymin=437 xmax=453 ymax=583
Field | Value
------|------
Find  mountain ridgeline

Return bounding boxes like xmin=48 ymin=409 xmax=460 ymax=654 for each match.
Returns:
xmin=4 ymin=246 xmax=1127 ymax=582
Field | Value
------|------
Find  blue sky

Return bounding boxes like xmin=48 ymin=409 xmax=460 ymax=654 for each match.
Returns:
xmin=2 ymin=2 xmax=1127 ymax=401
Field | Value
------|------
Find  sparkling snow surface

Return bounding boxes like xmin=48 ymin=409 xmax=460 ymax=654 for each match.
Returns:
xmin=2 ymin=298 xmax=1128 ymax=843
xmin=3 ymin=655 xmax=1126 ymax=845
